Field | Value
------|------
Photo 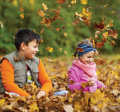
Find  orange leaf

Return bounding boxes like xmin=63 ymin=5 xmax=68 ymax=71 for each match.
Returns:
xmin=95 ymin=42 xmax=104 ymax=48
xmin=14 ymin=56 xmax=21 ymax=61
xmin=41 ymin=29 xmax=44 ymax=33
xmin=37 ymin=9 xmax=46 ymax=17
xmin=76 ymin=47 xmax=84 ymax=52
xmin=20 ymin=7 xmax=24 ymax=12
xmin=64 ymin=33 xmax=67 ymax=36
xmin=56 ymin=28 xmax=60 ymax=31
xmin=57 ymin=0 xmax=66 ymax=4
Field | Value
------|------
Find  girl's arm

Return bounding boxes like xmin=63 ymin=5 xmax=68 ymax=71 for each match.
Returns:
xmin=1 ymin=59 xmax=29 ymax=97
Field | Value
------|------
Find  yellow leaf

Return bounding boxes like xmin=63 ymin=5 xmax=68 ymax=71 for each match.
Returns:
xmin=56 ymin=28 xmax=60 ymax=31
xmin=71 ymin=0 xmax=76 ymax=4
xmin=80 ymin=0 xmax=88 ymax=4
xmin=68 ymin=5 xmax=71 ymax=7
xmin=20 ymin=14 xmax=24 ymax=19
xmin=49 ymin=47 xmax=53 ymax=52
xmin=42 ymin=3 xmax=48 ymax=11
xmin=41 ymin=29 xmax=44 ymax=33
xmin=59 ymin=6 xmax=62 ymax=9
xmin=64 ymin=32 xmax=67 ymax=36
xmin=12 ymin=0 xmax=18 ymax=6
xmin=40 ymin=39 xmax=43 ymax=42
xmin=28 ymin=102 xmax=39 ymax=112
xmin=82 ymin=8 xmax=92 ymax=17
xmin=104 ymin=4 xmax=109 ymax=7
xmin=0 ymin=99 xmax=5 ymax=106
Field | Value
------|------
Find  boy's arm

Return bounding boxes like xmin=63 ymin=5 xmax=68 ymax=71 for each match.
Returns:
xmin=1 ymin=59 xmax=29 ymax=97
xmin=38 ymin=60 xmax=52 ymax=93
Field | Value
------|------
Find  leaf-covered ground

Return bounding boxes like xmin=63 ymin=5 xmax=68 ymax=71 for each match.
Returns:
xmin=0 ymin=56 xmax=120 ymax=112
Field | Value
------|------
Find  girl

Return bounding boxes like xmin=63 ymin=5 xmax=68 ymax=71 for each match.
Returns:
xmin=68 ymin=39 xmax=106 ymax=93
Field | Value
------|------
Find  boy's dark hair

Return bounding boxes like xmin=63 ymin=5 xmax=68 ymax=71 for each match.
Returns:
xmin=73 ymin=39 xmax=93 ymax=57
xmin=15 ymin=29 xmax=41 ymax=51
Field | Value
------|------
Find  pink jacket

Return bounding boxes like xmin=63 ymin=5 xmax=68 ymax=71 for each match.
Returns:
xmin=68 ymin=60 xmax=106 ymax=93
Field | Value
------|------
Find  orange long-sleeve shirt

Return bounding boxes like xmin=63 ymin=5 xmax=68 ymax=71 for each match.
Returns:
xmin=1 ymin=58 xmax=52 ymax=97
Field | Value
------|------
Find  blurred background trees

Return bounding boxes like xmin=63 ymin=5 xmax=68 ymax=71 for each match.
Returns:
xmin=0 ymin=0 xmax=120 ymax=57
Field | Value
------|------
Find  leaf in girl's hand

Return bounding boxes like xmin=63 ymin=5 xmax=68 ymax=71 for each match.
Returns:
xmin=14 ymin=56 xmax=21 ymax=61
xmin=81 ymin=82 xmax=87 ymax=89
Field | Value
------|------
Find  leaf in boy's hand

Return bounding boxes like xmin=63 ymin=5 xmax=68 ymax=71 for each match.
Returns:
xmin=81 ymin=82 xmax=87 ymax=89
xmin=14 ymin=56 xmax=21 ymax=61
xmin=69 ymin=80 xmax=75 ymax=85
xmin=42 ymin=3 xmax=48 ymax=11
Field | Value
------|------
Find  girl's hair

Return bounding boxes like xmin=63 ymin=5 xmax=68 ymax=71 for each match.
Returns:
xmin=73 ymin=39 xmax=93 ymax=57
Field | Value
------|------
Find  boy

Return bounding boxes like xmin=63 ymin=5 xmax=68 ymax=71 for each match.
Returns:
xmin=0 ymin=29 xmax=52 ymax=98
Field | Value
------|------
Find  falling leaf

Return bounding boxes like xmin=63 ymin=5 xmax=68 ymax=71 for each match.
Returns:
xmin=0 ymin=49 xmax=5 ymax=53
xmin=68 ymin=5 xmax=71 ymax=7
xmin=62 ymin=26 xmax=65 ymax=29
xmin=0 ymin=21 xmax=3 ymax=29
xmin=80 ymin=0 xmax=88 ymax=4
xmin=49 ymin=47 xmax=53 ymax=52
xmin=95 ymin=31 xmax=100 ymax=39
xmin=20 ymin=14 xmax=24 ymax=19
xmin=108 ymin=29 xmax=118 ymax=39
xmin=56 ymin=28 xmax=60 ymax=31
xmin=64 ymin=33 xmax=67 ymax=36
xmin=71 ymin=0 xmax=76 ymax=4
xmin=20 ymin=7 xmax=24 ymax=12
xmin=94 ymin=22 xmax=105 ymax=29
xmin=104 ymin=4 xmax=109 ymax=7
xmin=110 ymin=41 xmax=116 ymax=46
xmin=57 ymin=0 xmax=66 ymax=4
xmin=59 ymin=6 xmax=62 ymax=9
xmin=94 ymin=57 xmax=107 ymax=65
xmin=112 ymin=11 xmax=115 ymax=13
xmin=37 ymin=9 xmax=46 ymax=17
xmin=46 ymin=46 xmax=50 ymax=50
xmin=33 ymin=29 xmax=36 ymax=33
xmin=72 ymin=19 xmax=79 ymax=25
xmin=59 ymin=48 xmax=62 ymax=52
xmin=41 ymin=29 xmax=44 ymax=33
xmin=42 ymin=3 xmax=48 ymax=11
xmin=40 ymin=39 xmax=43 ymax=42
xmin=64 ymin=51 xmax=67 ymax=54
xmin=47 ymin=59 xmax=53 ymax=62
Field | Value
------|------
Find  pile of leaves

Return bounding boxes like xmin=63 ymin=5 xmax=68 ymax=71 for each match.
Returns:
xmin=0 ymin=56 xmax=120 ymax=112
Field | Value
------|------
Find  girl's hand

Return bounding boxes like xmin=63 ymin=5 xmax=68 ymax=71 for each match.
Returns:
xmin=87 ymin=80 xmax=95 ymax=87
xmin=36 ymin=90 xmax=46 ymax=99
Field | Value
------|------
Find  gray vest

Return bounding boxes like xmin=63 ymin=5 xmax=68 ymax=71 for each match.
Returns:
xmin=0 ymin=51 xmax=41 ymax=93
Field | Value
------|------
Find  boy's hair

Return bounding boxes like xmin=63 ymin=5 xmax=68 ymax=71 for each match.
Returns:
xmin=15 ymin=29 xmax=41 ymax=51
xmin=73 ymin=39 xmax=93 ymax=57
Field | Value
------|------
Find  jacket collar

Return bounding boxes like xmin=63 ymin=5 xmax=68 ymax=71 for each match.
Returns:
xmin=72 ymin=59 xmax=96 ymax=77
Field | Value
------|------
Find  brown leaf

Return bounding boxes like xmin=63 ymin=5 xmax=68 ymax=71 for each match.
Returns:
xmin=76 ymin=47 xmax=84 ymax=52
xmin=57 ymin=0 xmax=66 ymax=4
xmin=95 ymin=42 xmax=104 ymax=48
xmin=94 ymin=22 xmax=105 ymax=29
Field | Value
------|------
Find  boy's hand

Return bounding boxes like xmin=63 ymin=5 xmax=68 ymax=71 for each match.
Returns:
xmin=87 ymin=80 xmax=95 ymax=87
xmin=36 ymin=90 xmax=46 ymax=99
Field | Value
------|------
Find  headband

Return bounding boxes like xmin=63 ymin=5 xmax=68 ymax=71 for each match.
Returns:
xmin=76 ymin=44 xmax=96 ymax=57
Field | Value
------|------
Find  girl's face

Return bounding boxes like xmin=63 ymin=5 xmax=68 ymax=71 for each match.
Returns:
xmin=79 ymin=51 xmax=95 ymax=65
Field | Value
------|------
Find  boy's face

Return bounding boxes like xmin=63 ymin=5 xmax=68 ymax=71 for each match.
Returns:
xmin=24 ymin=40 xmax=39 ymax=60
